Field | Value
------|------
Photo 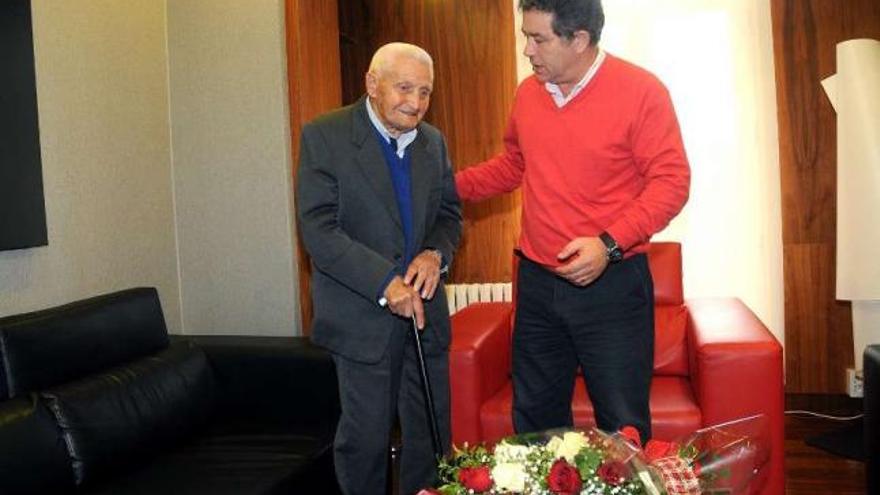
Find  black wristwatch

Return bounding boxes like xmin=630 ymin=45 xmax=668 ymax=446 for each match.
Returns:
xmin=599 ymin=232 xmax=623 ymax=263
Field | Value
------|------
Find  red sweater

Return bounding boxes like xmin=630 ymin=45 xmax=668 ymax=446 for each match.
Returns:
xmin=456 ymin=54 xmax=690 ymax=266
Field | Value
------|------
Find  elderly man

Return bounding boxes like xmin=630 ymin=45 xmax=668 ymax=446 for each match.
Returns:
xmin=297 ymin=43 xmax=462 ymax=495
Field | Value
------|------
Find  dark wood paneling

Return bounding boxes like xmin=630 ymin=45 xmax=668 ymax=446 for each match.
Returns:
xmin=338 ymin=0 xmax=521 ymax=283
xmin=783 ymin=244 xmax=853 ymax=392
xmin=771 ymin=0 xmax=880 ymax=392
xmin=338 ymin=0 xmax=371 ymax=106
xmin=286 ymin=0 xmax=342 ymax=333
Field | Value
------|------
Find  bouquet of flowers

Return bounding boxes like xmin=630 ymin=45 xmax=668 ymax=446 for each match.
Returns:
xmin=421 ymin=415 xmax=768 ymax=495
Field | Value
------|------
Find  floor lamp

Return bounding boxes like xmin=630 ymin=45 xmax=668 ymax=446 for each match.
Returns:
xmin=822 ymin=38 xmax=880 ymax=380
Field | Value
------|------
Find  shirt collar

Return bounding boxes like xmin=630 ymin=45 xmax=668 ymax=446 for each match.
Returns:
xmin=365 ymin=97 xmax=418 ymax=157
xmin=545 ymin=48 xmax=606 ymax=108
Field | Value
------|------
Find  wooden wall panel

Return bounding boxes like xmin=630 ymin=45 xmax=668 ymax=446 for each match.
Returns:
xmin=286 ymin=0 xmax=342 ymax=333
xmin=338 ymin=0 xmax=521 ymax=283
xmin=783 ymin=244 xmax=853 ymax=392
xmin=771 ymin=0 xmax=880 ymax=393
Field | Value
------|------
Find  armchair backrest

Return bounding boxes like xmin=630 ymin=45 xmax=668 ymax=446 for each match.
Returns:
xmin=647 ymin=242 xmax=688 ymax=377
xmin=647 ymin=242 xmax=683 ymax=305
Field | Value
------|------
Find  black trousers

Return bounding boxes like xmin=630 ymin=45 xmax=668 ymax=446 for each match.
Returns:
xmin=331 ymin=319 xmax=450 ymax=495
xmin=512 ymin=253 xmax=654 ymax=442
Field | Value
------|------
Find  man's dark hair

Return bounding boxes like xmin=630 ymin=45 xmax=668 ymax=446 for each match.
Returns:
xmin=519 ymin=0 xmax=604 ymax=45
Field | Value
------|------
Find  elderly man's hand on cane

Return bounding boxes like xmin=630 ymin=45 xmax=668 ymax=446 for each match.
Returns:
xmin=383 ymin=276 xmax=426 ymax=329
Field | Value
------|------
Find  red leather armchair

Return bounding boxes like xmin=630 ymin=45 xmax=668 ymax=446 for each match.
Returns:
xmin=448 ymin=242 xmax=784 ymax=495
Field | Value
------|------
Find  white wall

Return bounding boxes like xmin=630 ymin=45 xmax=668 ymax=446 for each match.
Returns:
xmin=0 ymin=0 xmax=182 ymax=331
xmin=166 ymin=0 xmax=300 ymax=335
xmin=513 ymin=0 xmax=785 ymax=343
xmin=1 ymin=1 xmax=300 ymax=337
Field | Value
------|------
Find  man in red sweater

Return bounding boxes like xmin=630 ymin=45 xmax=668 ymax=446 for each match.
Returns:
xmin=456 ymin=0 xmax=690 ymax=442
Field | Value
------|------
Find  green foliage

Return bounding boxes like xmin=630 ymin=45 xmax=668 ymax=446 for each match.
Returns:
xmin=575 ymin=447 xmax=604 ymax=479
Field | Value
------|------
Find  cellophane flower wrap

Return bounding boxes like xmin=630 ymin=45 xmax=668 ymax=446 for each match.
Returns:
xmin=638 ymin=414 xmax=771 ymax=495
xmin=427 ymin=414 xmax=769 ymax=495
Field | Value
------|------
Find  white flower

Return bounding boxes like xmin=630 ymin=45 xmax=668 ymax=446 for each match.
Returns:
xmin=493 ymin=441 xmax=530 ymax=463
xmin=491 ymin=462 xmax=527 ymax=493
xmin=552 ymin=431 xmax=589 ymax=463
xmin=546 ymin=436 xmax=563 ymax=455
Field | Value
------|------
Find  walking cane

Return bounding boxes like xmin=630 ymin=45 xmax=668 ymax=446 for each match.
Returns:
xmin=411 ymin=315 xmax=443 ymax=460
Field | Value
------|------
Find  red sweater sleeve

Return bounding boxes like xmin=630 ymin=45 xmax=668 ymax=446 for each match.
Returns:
xmin=606 ymin=80 xmax=690 ymax=250
xmin=455 ymin=115 xmax=525 ymax=201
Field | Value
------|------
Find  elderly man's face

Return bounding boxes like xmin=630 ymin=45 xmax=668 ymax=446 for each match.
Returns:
xmin=366 ymin=57 xmax=433 ymax=137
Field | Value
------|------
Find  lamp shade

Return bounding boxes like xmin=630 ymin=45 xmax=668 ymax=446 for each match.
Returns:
xmin=823 ymin=39 xmax=880 ymax=301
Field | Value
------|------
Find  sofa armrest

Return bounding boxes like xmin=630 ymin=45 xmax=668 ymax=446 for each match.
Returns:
xmin=449 ymin=302 xmax=514 ymax=446
xmin=177 ymin=335 xmax=339 ymax=433
xmin=685 ymin=298 xmax=784 ymax=495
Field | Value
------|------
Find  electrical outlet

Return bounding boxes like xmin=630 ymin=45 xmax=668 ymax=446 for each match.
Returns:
xmin=847 ymin=368 xmax=864 ymax=398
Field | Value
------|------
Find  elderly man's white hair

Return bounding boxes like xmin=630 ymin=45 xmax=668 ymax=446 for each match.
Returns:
xmin=368 ymin=42 xmax=434 ymax=78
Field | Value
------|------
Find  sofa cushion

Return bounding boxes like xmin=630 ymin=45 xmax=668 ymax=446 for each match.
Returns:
xmin=80 ymin=431 xmax=337 ymax=495
xmin=189 ymin=335 xmax=340 ymax=431
xmin=40 ymin=341 xmax=215 ymax=486
xmin=0 ymin=287 xmax=169 ymax=399
xmin=0 ymin=395 xmax=75 ymax=494
xmin=480 ymin=376 xmax=702 ymax=444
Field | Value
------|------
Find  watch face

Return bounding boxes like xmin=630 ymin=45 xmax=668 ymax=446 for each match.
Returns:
xmin=609 ymin=249 xmax=623 ymax=262
xmin=599 ymin=232 xmax=622 ymax=262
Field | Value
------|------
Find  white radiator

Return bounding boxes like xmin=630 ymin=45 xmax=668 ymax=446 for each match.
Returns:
xmin=444 ymin=283 xmax=512 ymax=314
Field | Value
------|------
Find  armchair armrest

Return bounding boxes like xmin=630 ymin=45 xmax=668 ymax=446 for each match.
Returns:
xmin=685 ymin=298 xmax=784 ymax=495
xmin=449 ymin=302 xmax=514 ymax=446
xmin=178 ymin=335 xmax=339 ymax=433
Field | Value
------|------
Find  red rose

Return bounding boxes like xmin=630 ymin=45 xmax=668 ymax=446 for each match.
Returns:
xmin=644 ymin=439 xmax=676 ymax=462
xmin=693 ymin=460 xmax=702 ymax=477
xmin=619 ymin=426 xmax=642 ymax=448
xmin=458 ymin=466 xmax=493 ymax=492
xmin=547 ymin=459 xmax=582 ymax=495
xmin=596 ymin=460 xmax=629 ymax=486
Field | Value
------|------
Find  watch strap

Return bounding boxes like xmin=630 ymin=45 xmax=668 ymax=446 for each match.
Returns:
xmin=599 ymin=232 xmax=623 ymax=262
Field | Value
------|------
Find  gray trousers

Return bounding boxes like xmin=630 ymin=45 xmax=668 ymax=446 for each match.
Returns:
xmin=331 ymin=319 xmax=450 ymax=495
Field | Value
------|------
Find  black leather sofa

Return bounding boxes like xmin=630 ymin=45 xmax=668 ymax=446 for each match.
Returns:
xmin=0 ymin=288 xmax=341 ymax=495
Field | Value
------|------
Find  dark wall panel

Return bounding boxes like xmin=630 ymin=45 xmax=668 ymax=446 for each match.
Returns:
xmin=0 ymin=0 xmax=47 ymax=251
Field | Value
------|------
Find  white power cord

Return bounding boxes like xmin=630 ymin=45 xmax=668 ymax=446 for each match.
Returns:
xmin=784 ymin=410 xmax=864 ymax=421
